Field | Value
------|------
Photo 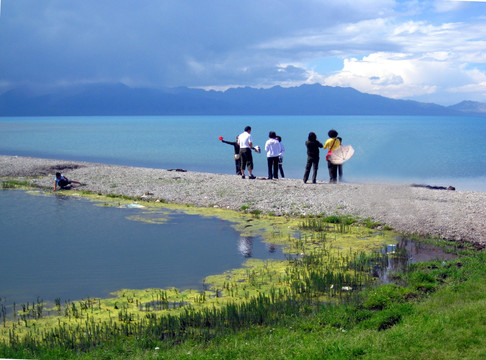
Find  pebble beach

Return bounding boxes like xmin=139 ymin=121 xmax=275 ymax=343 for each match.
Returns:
xmin=1 ymin=155 xmax=485 ymax=246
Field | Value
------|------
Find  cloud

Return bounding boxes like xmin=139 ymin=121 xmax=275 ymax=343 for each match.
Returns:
xmin=300 ymin=15 xmax=486 ymax=104
xmin=0 ymin=0 xmax=395 ymax=88
xmin=322 ymin=50 xmax=486 ymax=104
xmin=324 ymin=53 xmax=441 ymax=97
xmin=0 ymin=0 xmax=485 ymax=104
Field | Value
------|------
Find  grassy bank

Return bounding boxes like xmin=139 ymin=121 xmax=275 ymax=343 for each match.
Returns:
xmin=23 ymin=248 xmax=486 ymax=359
xmin=0 ymin=188 xmax=484 ymax=359
xmin=1 ymin=238 xmax=483 ymax=359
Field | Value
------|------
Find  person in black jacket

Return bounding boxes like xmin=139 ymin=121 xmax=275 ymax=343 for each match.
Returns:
xmin=220 ymin=136 xmax=241 ymax=175
xmin=303 ymin=132 xmax=323 ymax=184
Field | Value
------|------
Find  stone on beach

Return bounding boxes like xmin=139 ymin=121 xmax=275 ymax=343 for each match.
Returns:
xmin=1 ymin=155 xmax=485 ymax=246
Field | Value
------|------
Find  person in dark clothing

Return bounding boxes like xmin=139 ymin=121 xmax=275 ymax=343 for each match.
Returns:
xmin=303 ymin=132 xmax=323 ymax=183
xmin=220 ymin=136 xmax=241 ymax=175
xmin=323 ymin=129 xmax=341 ymax=184
xmin=276 ymin=135 xmax=285 ymax=178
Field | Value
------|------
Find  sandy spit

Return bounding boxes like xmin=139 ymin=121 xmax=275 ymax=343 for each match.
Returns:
xmin=1 ymin=155 xmax=485 ymax=246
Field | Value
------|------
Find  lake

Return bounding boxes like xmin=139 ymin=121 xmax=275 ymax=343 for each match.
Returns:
xmin=0 ymin=115 xmax=485 ymax=191
xmin=0 ymin=190 xmax=285 ymax=305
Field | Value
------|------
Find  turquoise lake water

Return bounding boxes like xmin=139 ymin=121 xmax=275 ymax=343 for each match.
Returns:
xmin=1 ymin=115 xmax=485 ymax=191
xmin=3 ymin=115 xmax=484 ymax=306
xmin=0 ymin=190 xmax=284 ymax=305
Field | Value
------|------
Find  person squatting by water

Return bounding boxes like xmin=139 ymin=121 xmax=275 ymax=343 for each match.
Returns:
xmin=276 ymin=135 xmax=285 ymax=178
xmin=238 ymin=126 xmax=257 ymax=179
xmin=53 ymin=172 xmax=81 ymax=192
xmin=220 ymin=135 xmax=241 ymax=175
xmin=265 ymin=131 xmax=281 ymax=180
xmin=323 ymin=129 xmax=341 ymax=184
xmin=303 ymin=132 xmax=324 ymax=184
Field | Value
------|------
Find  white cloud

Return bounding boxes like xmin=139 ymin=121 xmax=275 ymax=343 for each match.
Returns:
xmin=273 ymin=13 xmax=486 ymax=104
xmin=321 ymin=51 xmax=486 ymax=104
xmin=1 ymin=0 xmax=486 ymax=104
xmin=434 ymin=0 xmax=462 ymax=12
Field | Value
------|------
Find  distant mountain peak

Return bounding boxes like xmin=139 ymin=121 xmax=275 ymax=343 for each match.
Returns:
xmin=0 ymin=83 xmax=482 ymax=116
xmin=448 ymin=100 xmax=486 ymax=114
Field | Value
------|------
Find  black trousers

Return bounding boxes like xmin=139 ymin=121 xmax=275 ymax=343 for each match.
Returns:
xmin=328 ymin=161 xmax=338 ymax=183
xmin=267 ymin=156 xmax=279 ymax=179
xmin=278 ymin=157 xmax=285 ymax=178
xmin=303 ymin=157 xmax=319 ymax=183
xmin=234 ymin=158 xmax=241 ymax=174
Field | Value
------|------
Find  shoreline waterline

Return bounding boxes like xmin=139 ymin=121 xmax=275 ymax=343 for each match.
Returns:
xmin=2 ymin=115 xmax=486 ymax=192
xmin=1 ymin=154 xmax=486 ymax=245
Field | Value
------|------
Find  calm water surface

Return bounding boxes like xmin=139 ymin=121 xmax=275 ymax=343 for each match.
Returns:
xmin=0 ymin=115 xmax=485 ymax=191
xmin=0 ymin=190 xmax=284 ymax=305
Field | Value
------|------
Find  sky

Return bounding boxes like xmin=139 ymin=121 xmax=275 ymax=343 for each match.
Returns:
xmin=1 ymin=0 xmax=486 ymax=105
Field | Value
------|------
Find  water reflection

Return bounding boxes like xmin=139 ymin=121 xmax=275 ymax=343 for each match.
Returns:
xmin=238 ymin=236 xmax=278 ymax=258
xmin=238 ymin=236 xmax=253 ymax=257
xmin=266 ymin=243 xmax=276 ymax=253
xmin=377 ymin=236 xmax=457 ymax=283
xmin=0 ymin=190 xmax=286 ymax=305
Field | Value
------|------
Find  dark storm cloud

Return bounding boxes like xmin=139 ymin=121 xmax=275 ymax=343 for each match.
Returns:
xmin=0 ymin=0 xmax=393 ymax=90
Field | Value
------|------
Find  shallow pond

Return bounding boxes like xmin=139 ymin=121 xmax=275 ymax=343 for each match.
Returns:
xmin=0 ymin=190 xmax=285 ymax=305
xmin=378 ymin=236 xmax=458 ymax=283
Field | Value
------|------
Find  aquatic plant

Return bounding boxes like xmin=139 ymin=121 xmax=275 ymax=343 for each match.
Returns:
xmin=362 ymin=217 xmax=382 ymax=229
xmin=0 ymin=192 xmax=404 ymax=356
xmin=250 ymin=209 xmax=262 ymax=216
xmin=1 ymin=180 xmax=31 ymax=189
xmin=0 ymin=236 xmax=387 ymax=353
xmin=299 ymin=215 xmax=356 ymax=233
xmin=105 ymin=193 xmax=134 ymax=201
xmin=1 ymin=247 xmax=482 ymax=360
xmin=323 ymin=215 xmax=357 ymax=225
xmin=1 ymin=299 xmax=6 ymax=328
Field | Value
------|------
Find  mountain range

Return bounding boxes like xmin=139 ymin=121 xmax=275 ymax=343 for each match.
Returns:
xmin=0 ymin=83 xmax=485 ymax=116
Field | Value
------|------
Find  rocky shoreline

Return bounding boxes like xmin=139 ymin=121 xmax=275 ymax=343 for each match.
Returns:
xmin=1 ymin=155 xmax=485 ymax=246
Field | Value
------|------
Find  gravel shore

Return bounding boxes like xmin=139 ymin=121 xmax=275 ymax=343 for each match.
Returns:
xmin=2 ymin=155 xmax=485 ymax=246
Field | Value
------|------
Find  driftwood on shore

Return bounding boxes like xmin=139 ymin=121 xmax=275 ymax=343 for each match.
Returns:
xmin=411 ymin=184 xmax=455 ymax=191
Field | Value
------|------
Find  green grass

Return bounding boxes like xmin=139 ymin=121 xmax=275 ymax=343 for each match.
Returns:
xmin=0 ymin=187 xmax=483 ymax=359
xmin=0 ymin=188 xmax=481 ymax=359
xmin=362 ymin=217 xmax=382 ymax=229
xmin=1 ymin=180 xmax=31 ymax=189
xmin=2 ymin=246 xmax=483 ymax=360
xmin=105 ymin=193 xmax=137 ymax=200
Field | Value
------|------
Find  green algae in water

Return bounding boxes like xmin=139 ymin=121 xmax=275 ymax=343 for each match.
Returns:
xmin=0 ymin=207 xmax=402 ymax=347
xmin=0 ymin=189 xmax=406 ymax=350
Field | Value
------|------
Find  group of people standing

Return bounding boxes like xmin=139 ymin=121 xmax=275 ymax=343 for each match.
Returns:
xmin=220 ymin=126 xmax=285 ymax=180
xmin=221 ymin=126 xmax=342 ymax=184
xmin=304 ymin=129 xmax=341 ymax=184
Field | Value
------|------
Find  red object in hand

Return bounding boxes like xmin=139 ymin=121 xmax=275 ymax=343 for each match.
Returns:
xmin=219 ymin=136 xmax=223 ymax=140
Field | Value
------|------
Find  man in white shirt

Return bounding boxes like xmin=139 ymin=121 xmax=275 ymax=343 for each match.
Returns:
xmin=265 ymin=131 xmax=281 ymax=179
xmin=238 ymin=126 xmax=256 ymax=179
